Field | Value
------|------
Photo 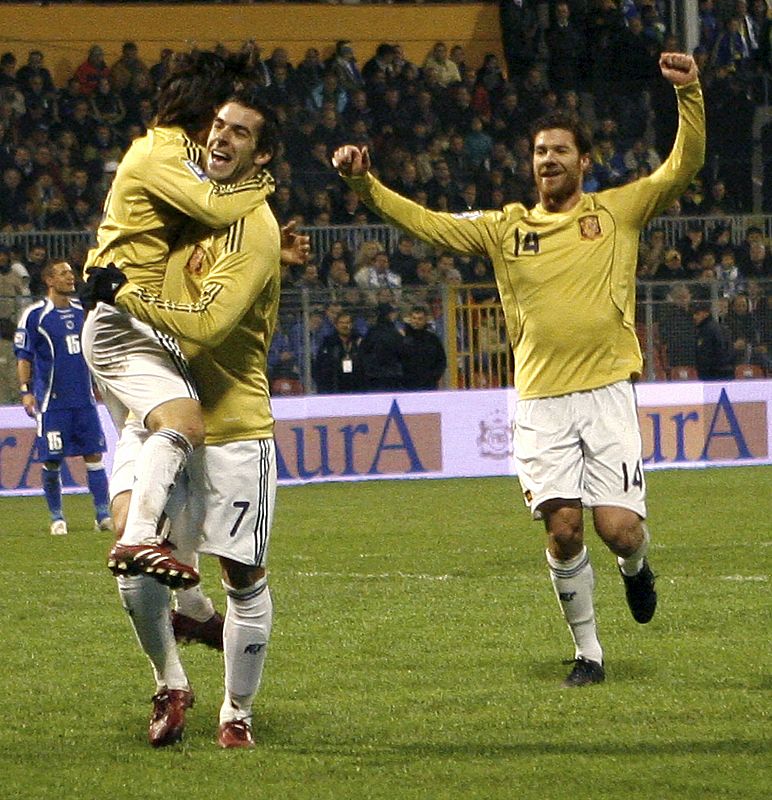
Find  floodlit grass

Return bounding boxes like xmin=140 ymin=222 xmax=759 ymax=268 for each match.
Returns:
xmin=0 ymin=468 xmax=769 ymax=800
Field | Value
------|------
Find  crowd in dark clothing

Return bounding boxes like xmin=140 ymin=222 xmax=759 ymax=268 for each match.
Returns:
xmin=1 ymin=2 xmax=772 ymax=393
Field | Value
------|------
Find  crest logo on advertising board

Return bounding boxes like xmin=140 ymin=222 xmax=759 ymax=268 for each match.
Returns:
xmin=477 ymin=409 xmax=513 ymax=459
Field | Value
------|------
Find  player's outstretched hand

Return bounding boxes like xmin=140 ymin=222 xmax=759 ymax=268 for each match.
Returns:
xmin=659 ymin=52 xmax=698 ymax=86
xmin=332 ymin=145 xmax=371 ymax=177
xmin=280 ymin=220 xmax=312 ymax=267
xmin=80 ymin=264 xmax=128 ymax=311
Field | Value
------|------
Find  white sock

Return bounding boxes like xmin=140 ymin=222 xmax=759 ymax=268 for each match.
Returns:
xmin=547 ymin=547 xmax=603 ymax=664
xmin=119 ymin=429 xmax=192 ymax=546
xmin=117 ymin=574 xmax=189 ymax=691
xmin=618 ymin=523 xmax=651 ymax=576
xmin=174 ymin=585 xmax=216 ymax=622
xmin=220 ymin=578 xmax=272 ymax=725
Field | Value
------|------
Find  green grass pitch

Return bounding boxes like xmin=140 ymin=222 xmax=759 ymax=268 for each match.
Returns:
xmin=0 ymin=467 xmax=769 ymax=800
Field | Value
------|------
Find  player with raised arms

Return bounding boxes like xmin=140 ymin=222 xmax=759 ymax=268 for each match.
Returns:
xmin=333 ymin=53 xmax=705 ymax=686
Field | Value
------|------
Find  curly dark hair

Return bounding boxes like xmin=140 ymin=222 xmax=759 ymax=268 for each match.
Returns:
xmin=155 ymin=45 xmax=262 ymax=136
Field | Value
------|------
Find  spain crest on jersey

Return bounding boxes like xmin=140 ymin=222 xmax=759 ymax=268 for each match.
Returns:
xmin=578 ymin=215 xmax=602 ymax=240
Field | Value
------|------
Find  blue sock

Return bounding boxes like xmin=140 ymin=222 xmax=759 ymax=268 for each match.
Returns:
xmin=86 ymin=462 xmax=111 ymax=520
xmin=42 ymin=465 xmax=63 ymax=521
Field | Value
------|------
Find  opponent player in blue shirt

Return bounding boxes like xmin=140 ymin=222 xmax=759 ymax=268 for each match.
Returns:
xmin=14 ymin=261 xmax=112 ymax=535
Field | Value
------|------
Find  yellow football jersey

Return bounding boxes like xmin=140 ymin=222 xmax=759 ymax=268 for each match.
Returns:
xmin=115 ymin=177 xmax=281 ymax=444
xmin=345 ymin=81 xmax=705 ymax=399
xmin=85 ymin=125 xmax=266 ymax=293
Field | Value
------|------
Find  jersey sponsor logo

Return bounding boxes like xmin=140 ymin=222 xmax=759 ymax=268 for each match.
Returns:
xmin=514 ymin=228 xmax=540 ymax=256
xmin=451 ymin=210 xmax=484 ymax=220
xmin=578 ymin=214 xmax=602 ymax=240
xmin=183 ymin=159 xmax=208 ymax=182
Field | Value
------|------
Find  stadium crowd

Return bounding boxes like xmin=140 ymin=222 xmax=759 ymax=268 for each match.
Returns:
xmin=0 ymin=0 xmax=771 ymax=398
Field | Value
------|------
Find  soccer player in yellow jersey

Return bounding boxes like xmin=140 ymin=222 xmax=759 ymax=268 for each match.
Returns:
xmin=81 ymin=50 xmax=267 ymax=588
xmin=333 ymin=53 xmax=705 ymax=686
xmin=101 ymin=90 xmax=283 ymax=748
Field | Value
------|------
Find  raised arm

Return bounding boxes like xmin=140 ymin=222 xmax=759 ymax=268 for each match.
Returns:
xmin=607 ymin=53 xmax=705 ymax=223
xmin=332 ymin=145 xmax=497 ymax=258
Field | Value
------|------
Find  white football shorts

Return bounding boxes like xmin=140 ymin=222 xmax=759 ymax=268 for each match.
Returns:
xmin=179 ymin=439 xmax=277 ymax=567
xmin=82 ymin=302 xmax=198 ymax=428
xmin=110 ymin=420 xmax=276 ymax=567
xmin=514 ymin=380 xmax=647 ymax=519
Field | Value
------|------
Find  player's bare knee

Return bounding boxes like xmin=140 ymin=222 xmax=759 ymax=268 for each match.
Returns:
xmin=593 ymin=507 xmax=644 ymax=556
xmin=146 ymin=399 xmax=205 ymax=448
xmin=220 ymin=557 xmax=265 ymax=590
xmin=541 ymin=499 xmax=584 ymax=559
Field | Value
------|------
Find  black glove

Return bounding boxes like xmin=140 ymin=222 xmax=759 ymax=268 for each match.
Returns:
xmin=80 ymin=264 xmax=128 ymax=311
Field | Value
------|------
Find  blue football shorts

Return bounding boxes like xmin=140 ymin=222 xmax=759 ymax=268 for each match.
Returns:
xmin=37 ymin=406 xmax=107 ymax=460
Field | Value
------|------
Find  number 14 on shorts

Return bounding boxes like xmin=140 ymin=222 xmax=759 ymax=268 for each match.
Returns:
xmin=621 ymin=461 xmax=643 ymax=492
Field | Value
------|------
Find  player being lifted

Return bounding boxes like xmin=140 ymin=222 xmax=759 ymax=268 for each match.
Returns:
xmin=90 ymin=89 xmax=283 ymax=749
xmin=81 ymin=48 xmax=269 ymax=587
xmin=333 ymin=53 xmax=705 ymax=686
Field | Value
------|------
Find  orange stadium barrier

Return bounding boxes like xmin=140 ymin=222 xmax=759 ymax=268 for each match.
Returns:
xmin=0 ymin=3 xmax=504 ymax=88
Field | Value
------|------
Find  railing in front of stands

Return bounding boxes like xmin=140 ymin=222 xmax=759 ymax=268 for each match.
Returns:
xmin=3 ymin=215 xmax=772 ymax=260
xmin=1 ymin=219 xmax=770 ymax=402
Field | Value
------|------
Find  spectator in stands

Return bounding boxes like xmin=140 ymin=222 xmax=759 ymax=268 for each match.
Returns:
xmin=656 ymin=247 xmax=690 ymax=289
xmin=499 ymin=0 xmax=539 ymax=83
xmin=122 ymin=72 xmax=156 ymax=129
xmin=110 ymin=41 xmax=149 ymax=94
xmin=23 ymin=243 xmax=49 ymax=296
xmin=449 ymin=44 xmax=468 ymax=82
xmin=402 ymin=305 xmax=447 ymax=390
xmin=464 ymin=117 xmax=493 ymax=171
xmin=268 ymin=318 xmax=300 ymax=384
xmin=545 ymin=1 xmax=586 ymax=96
xmin=373 ymin=85 xmax=410 ymax=139
xmin=623 ymin=137 xmax=662 ymax=175
xmin=149 ymin=48 xmax=173 ymax=88
xmin=726 ymin=292 xmax=759 ymax=364
xmin=308 ymin=71 xmax=347 ymax=115
xmin=294 ymin=261 xmax=327 ymax=303
xmin=313 ymin=310 xmax=365 ymax=394
xmin=676 ymin=221 xmax=709 ymax=271
xmin=75 ymin=45 xmax=109 ymax=97
xmin=16 ymin=50 xmax=54 ymax=97
xmin=591 ymin=134 xmax=627 ymax=189
xmin=390 ymin=234 xmax=419 ymax=285
xmin=327 ymin=258 xmax=355 ymax=293
xmin=355 ymin=249 xmax=402 ymax=298
xmin=424 ymin=158 xmax=458 ymax=210
xmin=741 ymin=240 xmax=772 ymax=279
xmin=329 ymin=41 xmax=364 ymax=95
xmin=0 ymin=52 xmax=17 ymax=90
xmin=711 ymin=17 xmax=752 ymax=74
xmin=423 ymin=42 xmax=461 ymax=88
xmin=319 ymin=239 xmax=352 ymax=281
xmin=0 ymin=245 xmax=27 ymax=331
xmin=362 ymin=43 xmax=396 ymax=89
xmin=637 ymin=227 xmax=667 ymax=278
xmin=295 ymin=47 xmax=324 ymax=96
xmin=703 ymin=178 xmax=738 ymax=215
xmin=360 ymin=302 xmax=405 ymax=392
xmin=693 ymin=299 xmax=735 ymax=379
xmin=0 ymin=167 xmax=27 ymax=228
xmin=90 ymin=76 xmax=125 ymax=128
xmin=716 ymin=247 xmax=742 ymax=297
xmin=474 ymin=53 xmax=506 ymax=101
xmin=296 ymin=140 xmax=340 ymax=207
xmin=658 ymin=283 xmax=696 ymax=370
